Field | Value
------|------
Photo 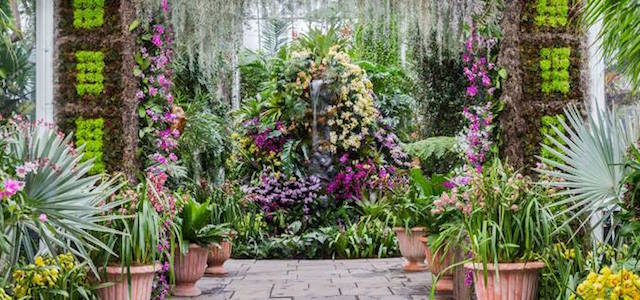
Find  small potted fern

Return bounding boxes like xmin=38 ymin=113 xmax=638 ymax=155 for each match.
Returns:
xmin=173 ymin=197 xmax=230 ymax=296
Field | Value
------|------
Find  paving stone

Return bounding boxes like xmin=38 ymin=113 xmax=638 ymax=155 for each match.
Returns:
xmin=339 ymin=286 xmax=392 ymax=296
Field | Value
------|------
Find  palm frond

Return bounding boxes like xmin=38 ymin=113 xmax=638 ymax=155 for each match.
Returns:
xmin=535 ymin=104 xmax=640 ymax=232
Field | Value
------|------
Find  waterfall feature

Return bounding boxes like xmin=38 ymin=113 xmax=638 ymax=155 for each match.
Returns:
xmin=309 ymin=79 xmax=333 ymax=182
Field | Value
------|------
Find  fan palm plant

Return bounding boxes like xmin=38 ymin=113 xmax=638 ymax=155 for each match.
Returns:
xmin=0 ymin=120 xmax=124 ymax=281
xmin=535 ymin=104 xmax=640 ymax=233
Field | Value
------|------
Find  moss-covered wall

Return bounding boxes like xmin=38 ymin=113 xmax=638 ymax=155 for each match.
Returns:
xmin=498 ymin=0 xmax=588 ymax=170
xmin=55 ymin=0 xmax=139 ymax=180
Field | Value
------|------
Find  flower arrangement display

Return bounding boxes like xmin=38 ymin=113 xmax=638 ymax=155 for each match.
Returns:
xmin=10 ymin=253 xmax=93 ymax=299
xmin=536 ymin=0 xmax=569 ymax=28
xmin=540 ymin=47 xmax=571 ymax=94
xmin=75 ymin=117 xmax=105 ymax=174
xmin=539 ymin=114 xmax=566 ymax=164
xmin=572 ymin=266 xmax=640 ymax=299
xmin=75 ymin=50 xmax=105 ymax=96
xmin=72 ymin=0 xmax=104 ymax=29
xmin=235 ymin=29 xmax=409 ymax=233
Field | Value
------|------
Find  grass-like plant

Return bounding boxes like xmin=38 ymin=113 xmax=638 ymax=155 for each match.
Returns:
xmin=464 ymin=158 xmax=554 ymax=272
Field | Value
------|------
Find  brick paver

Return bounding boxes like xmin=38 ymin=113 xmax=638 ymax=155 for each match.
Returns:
xmin=172 ymin=258 xmax=447 ymax=299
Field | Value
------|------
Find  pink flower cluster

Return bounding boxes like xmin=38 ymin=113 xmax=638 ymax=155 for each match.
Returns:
xmin=0 ymin=179 xmax=24 ymax=199
xmin=245 ymin=118 xmax=288 ymax=154
xmin=327 ymin=158 xmax=402 ymax=201
xmin=461 ymin=102 xmax=493 ymax=172
xmin=462 ymin=23 xmax=497 ymax=98
xmin=431 ymin=188 xmax=471 ymax=216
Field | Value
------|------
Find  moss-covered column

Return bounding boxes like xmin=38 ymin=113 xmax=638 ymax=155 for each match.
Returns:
xmin=54 ymin=0 xmax=139 ymax=181
xmin=498 ymin=0 xmax=589 ymax=170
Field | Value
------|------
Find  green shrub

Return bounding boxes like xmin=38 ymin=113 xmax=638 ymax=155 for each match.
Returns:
xmin=72 ymin=0 xmax=104 ymax=29
xmin=75 ymin=117 xmax=105 ymax=174
xmin=540 ymin=47 xmax=571 ymax=94
xmin=75 ymin=50 xmax=104 ymax=96
xmin=536 ymin=0 xmax=569 ymax=28
xmin=402 ymin=137 xmax=460 ymax=175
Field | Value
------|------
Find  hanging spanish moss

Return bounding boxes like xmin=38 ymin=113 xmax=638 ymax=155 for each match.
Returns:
xmin=135 ymin=0 xmax=246 ymax=98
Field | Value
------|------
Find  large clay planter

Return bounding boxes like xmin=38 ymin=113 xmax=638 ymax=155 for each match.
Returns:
xmin=95 ymin=264 xmax=158 ymax=300
xmin=173 ymin=244 xmax=209 ymax=297
xmin=419 ymin=237 xmax=454 ymax=293
xmin=393 ymin=227 xmax=427 ymax=272
xmin=464 ymin=261 xmax=545 ymax=300
xmin=206 ymin=239 xmax=232 ymax=276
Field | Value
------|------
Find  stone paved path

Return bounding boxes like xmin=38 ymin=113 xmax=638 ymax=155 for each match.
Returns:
xmin=172 ymin=258 xmax=440 ymax=300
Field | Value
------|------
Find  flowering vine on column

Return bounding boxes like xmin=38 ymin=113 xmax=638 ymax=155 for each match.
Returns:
xmin=134 ymin=0 xmax=182 ymax=298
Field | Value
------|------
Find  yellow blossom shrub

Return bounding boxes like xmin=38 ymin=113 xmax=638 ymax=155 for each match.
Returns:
xmin=572 ymin=266 xmax=640 ymax=300
xmin=11 ymin=253 xmax=89 ymax=298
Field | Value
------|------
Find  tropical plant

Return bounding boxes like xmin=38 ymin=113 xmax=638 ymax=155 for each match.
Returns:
xmin=536 ymin=104 xmax=640 ymax=233
xmin=464 ymin=158 xmax=554 ymax=267
xmin=91 ymin=183 xmax=163 ymax=270
xmin=402 ymin=137 xmax=461 ymax=175
xmin=585 ymin=0 xmax=640 ymax=90
xmin=0 ymin=118 xmax=123 ymax=281
xmin=390 ymin=168 xmax=445 ymax=230
xmin=179 ymin=198 xmax=230 ymax=249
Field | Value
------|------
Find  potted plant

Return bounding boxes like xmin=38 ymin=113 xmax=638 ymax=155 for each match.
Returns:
xmin=391 ymin=168 xmax=445 ymax=272
xmin=461 ymin=159 xmax=552 ymax=299
xmin=173 ymin=197 xmax=230 ymax=296
xmin=205 ymin=186 xmax=240 ymax=276
xmin=93 ymin=183 xmax=163 ymax=300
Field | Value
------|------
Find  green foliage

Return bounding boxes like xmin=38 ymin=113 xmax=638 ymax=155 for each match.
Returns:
xmin=466 ymin=159 xmax=555 ymax=265
xmin=351 ymin=20 xmax=400 ymax=67
xmin=585 ymin=0 xmax=640 ymax=90
xmin=413 ymin=30 xmax=469 ymax=136
xmin=389 ymin=168 xmax=445 ymax=230
xmin=75 ymin=117 xmax=105 ymax=175
xmin=180 ymin=198 xmax=230 ymax=247
xmin=536 ymin=105 xmax=640 ymax=233
xmin=10 ymin=253 xmax=97 ymax=299
xmin=72 ymin=0 xmax=104 ymax=29
xmin=1 ymin=121 xmax=123 ymax=278
xmin=402 ymin=137 xmax=460 ymax=175
xmin=535 ymin=0 xmax=569 ymax=28
xmin=540 ymin=47 xmax=571 ymax=94
xmin=540 ymin=115 xmax=566 ymax=164
xmin=74 ymin=50 xmax=104 ymax=96
xmin=331 ymin=216 xmax=398 ymax=259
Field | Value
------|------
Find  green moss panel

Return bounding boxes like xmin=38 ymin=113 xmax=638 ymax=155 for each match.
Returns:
xmin=536 ymin=0 xmax=569 ymax=28
xmin=75 ymin=117 xmax=105 ymax=175
xmin=72 ymin=0 xmax=105 ymax=29
xmin=75 ymin=50 xmax=105 ymax=96
xmin=540 ymin=47 xmax=571 ymax=94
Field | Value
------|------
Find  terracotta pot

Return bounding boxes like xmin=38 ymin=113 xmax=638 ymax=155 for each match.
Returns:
xmin=173 ymin=244 xmax=209 ymax=297
xmin=206 ymin=239 xmax=232 ymax=276
xmin=464 ymin=261 xmax=545 ymax=300
xmin=393 ymin=227 xmax=427 ymax=272
xmin=95 ymin=264 xmax=158 ymax=300
xmin=419 ymin=237 xmax=454 ymax=293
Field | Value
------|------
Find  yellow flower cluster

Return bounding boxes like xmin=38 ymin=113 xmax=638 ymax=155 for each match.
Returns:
xmin=572 ymin=266 xmax=640 ymax=300
xmin=12 ymin=253 xmax=77 ymax=298
xmin=554 ymin=243 xmax=575 ymax=260
xmin=0 ymin=288 xmax=10 ymax=300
